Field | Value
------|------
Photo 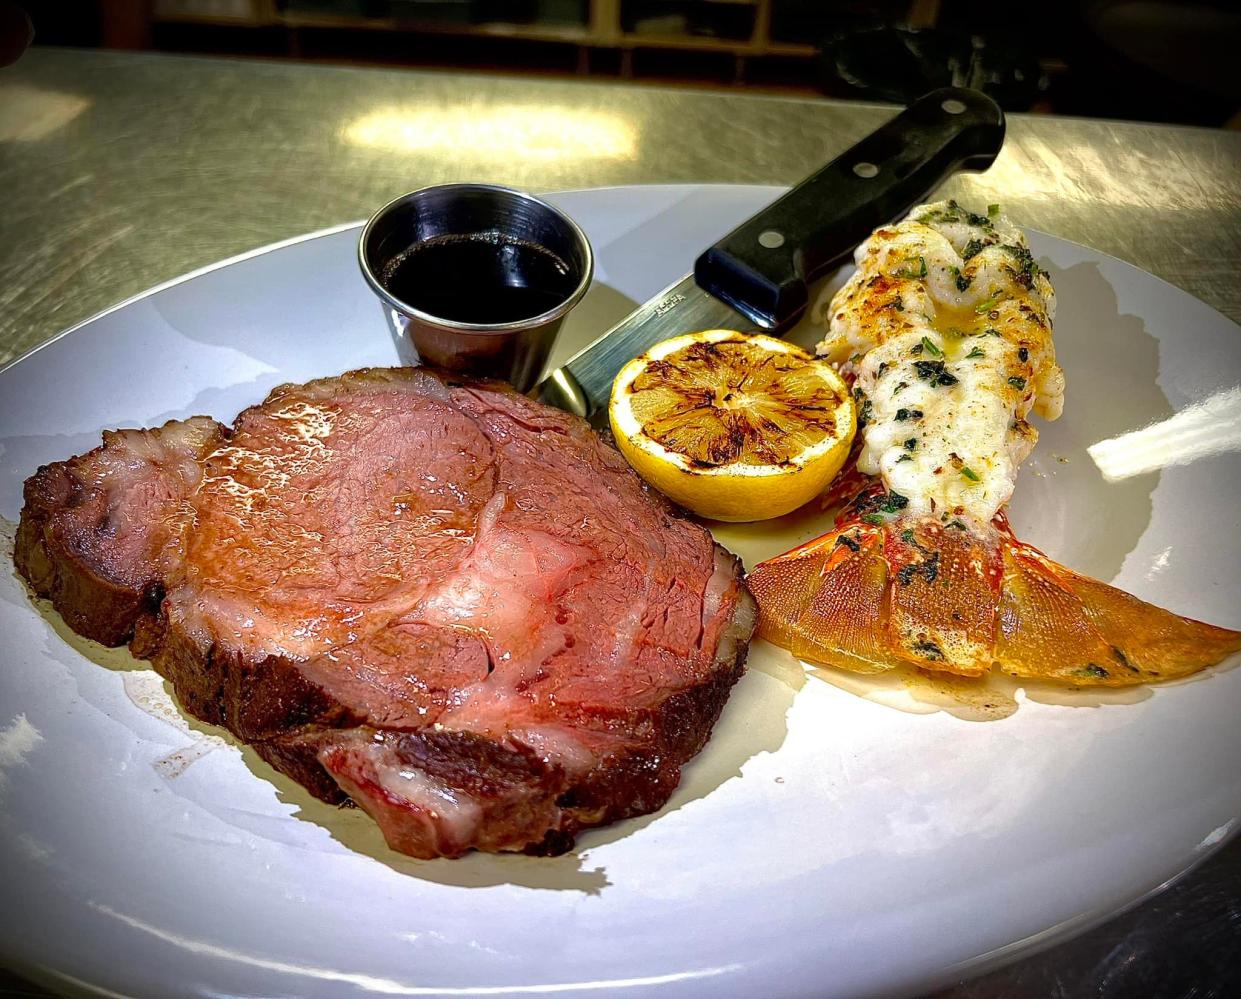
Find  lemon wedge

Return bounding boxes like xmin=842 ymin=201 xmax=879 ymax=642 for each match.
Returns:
xmin=608 ymin=330 xmax=856 ymax=522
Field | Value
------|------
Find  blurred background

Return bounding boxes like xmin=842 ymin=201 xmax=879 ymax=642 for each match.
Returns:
xmin=17 ymin=0 xmax=1241 ymax=127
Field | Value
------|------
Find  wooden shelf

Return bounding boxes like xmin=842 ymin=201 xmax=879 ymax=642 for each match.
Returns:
xmin=151 ymin=1 xmax=826 ymax=76
xmin=280 ymin=11 xmax=595 ymax=47
xmin=618 ymin=31 xmax=815 ymax=58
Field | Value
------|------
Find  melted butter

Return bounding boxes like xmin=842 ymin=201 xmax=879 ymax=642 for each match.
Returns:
xmin=804 ymin=656 xmax=1155 ymax=719
xmin=709 ymin=498 xmax=839 ymax=573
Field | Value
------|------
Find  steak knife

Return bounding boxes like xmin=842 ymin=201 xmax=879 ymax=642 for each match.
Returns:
xmin=534 ymin=87 xmax=1004 ymax=420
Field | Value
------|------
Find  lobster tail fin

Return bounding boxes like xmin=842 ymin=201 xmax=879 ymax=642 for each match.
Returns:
xmin=749 ymin=511 xmax=1241 ymax=686
xmin=997 ymin=533 xmax=1241 ymax=685
xmin=747 ymin=524 xmax=906 ymax=675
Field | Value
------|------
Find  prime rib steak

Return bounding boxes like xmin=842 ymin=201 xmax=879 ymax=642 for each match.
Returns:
xmin=15 ymin=367 xmax=754 ymax=858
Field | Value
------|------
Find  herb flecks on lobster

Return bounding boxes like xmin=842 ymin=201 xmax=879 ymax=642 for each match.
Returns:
xmin=748 ymin=201 xmax=1241 ymax=686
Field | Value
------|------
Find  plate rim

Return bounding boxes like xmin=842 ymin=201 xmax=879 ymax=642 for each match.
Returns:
xmin=2 ymin=182 xmax=1239 ymax=998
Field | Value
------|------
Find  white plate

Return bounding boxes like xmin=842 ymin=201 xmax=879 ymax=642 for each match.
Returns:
xmin=1 ymin=185 xmax=1238 ymax=999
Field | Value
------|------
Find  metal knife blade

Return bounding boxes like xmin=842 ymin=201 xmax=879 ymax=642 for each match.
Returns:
xmin=534 ymin=272 xmax=757 ymax=421
xmin=534 ymin=86 xmax=1006 ymax=422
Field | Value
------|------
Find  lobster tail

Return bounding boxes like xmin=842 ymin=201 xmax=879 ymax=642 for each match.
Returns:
xmin=750 ymin=523 xmax=905 ymax=676
xmin=996 ymin=527 xmax=1241 ymax=685
xmin=749 ymin=511 xmax=1241 ymax=687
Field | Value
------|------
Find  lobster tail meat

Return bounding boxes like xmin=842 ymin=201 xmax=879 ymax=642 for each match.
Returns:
xmin=749 ymin=199 xmax=1239 ymax=688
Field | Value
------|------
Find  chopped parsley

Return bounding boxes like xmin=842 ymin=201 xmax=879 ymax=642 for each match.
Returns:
xmin=913 ymin=359 xmax=958 ymax=387
xmin=896 ymin=453 xmax=913 ymax=463
xmin=966 ymin=346 xmax=985 ymax=359
xmin=1008 ymin=376 xmax=1027 ymax=390
xmin=917 ymin=200 xmax=994 ymax=230
xmin=960 ymin=466 xmax=981 ymax=482
xmin=897 ymin=255 xmax=928 ymax=279
xmin=988 ymin=203 xmax=1001 ymax=218
xmin=894 ymin=407 xmax=923 ymax=422
xmin=1075 ymin=664 xmax=1110 ymax=679
xmin=903 ymin=437 xmax=918 ymax=451
xmin=856 ymin=490 xmax=910 ymax=518
xmin=893 ymin=380 xmax=909 ymax=395
xmin=920 ymin=336 xmax=943 ymax=357
xmin=975 ymin=295 xmax=1002 ymax=314
xmin=1001 ymin=243 xmax=1046 ymax=288
xmin=962 ymin=238 xmax=985 ymax=261
xmin=861 ymin=513 xmax=886 ymax=526
xmin=898 ymin=553 xmax=941 ymax=586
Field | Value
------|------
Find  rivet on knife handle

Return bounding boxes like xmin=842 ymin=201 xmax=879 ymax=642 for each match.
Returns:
xmin=694 ymin=87 xmax=1005 ymax=331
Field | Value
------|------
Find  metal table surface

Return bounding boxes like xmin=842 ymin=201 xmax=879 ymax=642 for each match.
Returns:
xmin=1 ymin=47 xmax=1239 ymax=998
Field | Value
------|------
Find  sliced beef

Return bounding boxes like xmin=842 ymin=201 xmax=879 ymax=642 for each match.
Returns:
xmin=15 ymin=417 xmax=223 ymax=646
xmin=16 ymin=367 xmax=754 ymax=858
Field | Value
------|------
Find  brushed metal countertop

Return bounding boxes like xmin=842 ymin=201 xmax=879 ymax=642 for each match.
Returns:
xmin=1 ymin=46 xmax=1239 ymax=997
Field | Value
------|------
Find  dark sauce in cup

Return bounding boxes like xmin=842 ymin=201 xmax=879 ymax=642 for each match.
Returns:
xmin=379 ymin=233 xmax=576 ymax=326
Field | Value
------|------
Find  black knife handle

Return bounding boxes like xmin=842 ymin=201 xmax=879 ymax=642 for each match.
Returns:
xmin=693 ymin=87 xmax=1005 ymax=331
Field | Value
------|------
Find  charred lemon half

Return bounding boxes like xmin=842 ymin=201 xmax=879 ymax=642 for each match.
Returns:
xmin=609 ymin=330 xmax=856 ymax=522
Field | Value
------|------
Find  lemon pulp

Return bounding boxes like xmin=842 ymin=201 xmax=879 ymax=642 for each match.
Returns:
xmin=608 ymin=330 xmax=856 ymax=522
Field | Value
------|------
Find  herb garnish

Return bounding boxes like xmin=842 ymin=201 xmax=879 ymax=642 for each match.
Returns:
xmin=897 ymin=255 xmax=928 ymax=279
xmin=913 ymin=360 xmax=958 ymax=387
xmin=966 ymin=346 xmax=985 ymax=359
xmin=856 ymin=490 xmax=909 ymax=518
xmin=1001 ymin=244 xmax=1045 ymax=288
xmin=1008 ymin=376 xmax=1027 ymax=390
xmin=960 ymin=466 xmax=981 ymax=482
xmin=895 ymin=407 xmax=923 ymax=421
xmin=920 ymin=336 xmax=943 ymax=357
xmin=898 ymin=553 xmax=940 ymax=586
